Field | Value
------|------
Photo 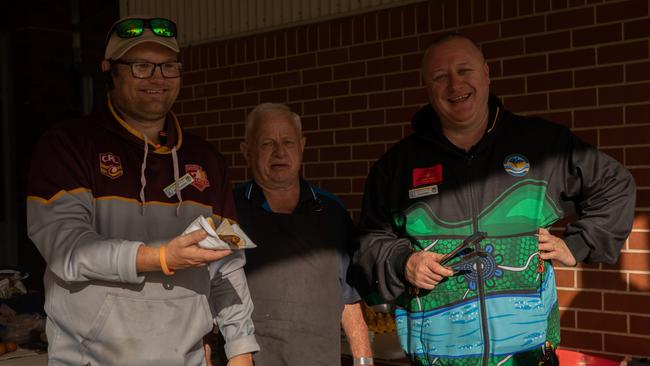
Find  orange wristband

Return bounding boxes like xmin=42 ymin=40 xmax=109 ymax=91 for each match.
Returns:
xmin=159 ymin=246 xmax=175 ymax=276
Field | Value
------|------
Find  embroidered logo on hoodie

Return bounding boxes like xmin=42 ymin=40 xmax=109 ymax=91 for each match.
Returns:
xmin=503 ymin=154 xmax=530 ymax=177
xmin=186 ymin=164 xmax=211 ymax=192
xmin=99 ymin=152 xmax=123 ymax=179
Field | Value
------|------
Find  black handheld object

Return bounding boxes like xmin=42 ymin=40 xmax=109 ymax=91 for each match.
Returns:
xmin=440 ymin=231 xmax=487 ymax=265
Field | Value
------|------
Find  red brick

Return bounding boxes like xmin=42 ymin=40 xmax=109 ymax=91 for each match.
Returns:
xmin=207 ymin=67 xmax=231 ymax=83
xmin=207 ymin=96 xmax=231 ymax=110
xmin=605 ymin=292 xmax=650 ymax=314
xmin=598 ymin=41 xmax=649 ymax=64
xmin=333 ymin=62 xmax=366 ymax=80
xmin=461 ymin=23 xmax=500 ymax=44
xmin=352 ymin=144 xmax=387 ymax=160
xmin=303 ymin=147 xmax=318 ymax=163
xmin=555 ymin=268 xmax=576 ymax=287
xmin=369 ymin=91 xmax=403 ymax=109
xmin=482 ymin=38 xmax=524 ymax=59
xmin=353 ymin=15 xmax=365 ymax=44
xmin=303 ymin=67 xmax=333 ymax=84
xmin=230 ymin=63 xmax=257 ymax=79
xmin=627 ymin=231 xmax=650 ymax=251
xmin=352 ymin=110 xmax=385 ymax=127
xmin=560 ymin=329 xmax=603 ymax=351
xmin=630 ymin=167 xmax=650 ymax=186
xmin=369 ymin=125 xmax=404 ymax=142
xmin=232 ymin=93 xmax=259 ymax=108
xmin=627 ymin=61 xmax=650 ymax=82
xmin=503 ymin=93 xmax=548 ymax=112
xmin=573 ymin=24 xmax=622 ymax=47
xmin=630 ymin=274 xmax=650 ymax=293
xmin=220 ymin=80 xmax=244 ymax=94
xmin=525 ymin=31 xmax=571 ymax=53
xmin=502 ymin=15 xmax=545 ymax=36
xmin=560 ymin=309 xmax=576 ymax=328
xmin=365 ymin=13 xmax=378 ymax=42
xmin=220 ymin=109 xmax=246 ymax=124
xmin=258 ymin=59 xmax=285 ymax=75
xmin=628 ymin=146 xmax=650 ymax=166
xmin=574 ymin=107 xmax=623 ymax=128
xmin=351 ymin=76 xmax=384 ymax=94
xmin=600 ymin=83 xmax=650 ymax=105
xmin=472 ymin=0 xmax=487 ymax=23
xmin=490 ymin=77 xmax=526 ymax=97
xmin=549 ymin=7 xmax=594 ymax=30
xmin=219 ymin=137 xmax=241 ymax=153
xmin=639 ymin=190 xmax=650 ymax=209
xmin=528 ymin=71 xmax=572 ymax=92
xmin=596 ymin=0 xmax=649 ymax=23
xmin=320 ymin=179 xmax=352 ymax=194
xmin=503 ymin=0 xmax=518 ymax=18
xmin=575 ymin=65 xmax=624 ymax=87
xmin=287 ymin=54 xmax=315 ymax=69
xmin=443 ymin=0 xmax=458 ymax=28
xmin=376 ymin=11 xmax=391 ymax=40
xmin=273 ymin=71 xmax=300 ymax=88
xmin=229 ymin=166 xmax=247 ymax=181
xmin=350 ymin=43 xmax=382 ymax=61
xmin=390 ymin=7 xmax=404 ymax=38
xmin=368 ymin=56 xmax=401 ymax=75
xmin=630 ymin=315 xmax=650 ymax=335
xmin=416 ymin=3 xmax=431 ymax=33
xmin=320 ymin=146 xmax=351 ymax=161
xmin=319 ymin=114 xmax=350 ymax=129
xmin=335 ymin=128 xmax=367 ymax=144
xmin=386 ymin=106 xmax=420 ymax=124
xmin=384 ymin=36 xmax=420 ymax=56
xmin=430 ymin=1 xmax=445 ymax=29
xmin=352 ymin=178 xmax=367 ymax=193
xmin=503 ymin=55 xmax=547 ymax=76
xmin=549 ymin=49 xmax=596 ymax=70
xmin=336 ymin=161 xmax=369 ymax=177
xmin=207 ymin=125 xmax=233 ymax=139
xmin=183 ymin=70 xmax=207 ymax=86
xmin=183 ymin=100 xmax=206 ymax=114
xmin=459 ymin=0 xmax=473 ymax=26
xmin=195 ymin=112 xmax=219 ymax=126
xmin=385 ymin=71 xmax=420 ymax=90
xmin=245 ymin=76 xmax=272 ymax=92
xmin=536 ymin=0 xmax=551 ymax=12
xmin=633 ymin=212 xmax=650 ymax=230
xmin=404 ymin=88 xmax=428 ymax=105
xmin=558 ymin=289 xmax=602 ymax=309
xmin=304 ymin=100 xmax=334 ymax=115
xmin=304 ymin=162 xmax=334 ymax=178
xmin=604 ymin=334 xmax=650 ymax=356
xmin=519 ymin=0 xmax=534 ymax=14
xmin=403 ymin=53 xmax=424 ymax=71
xmin=601 ymin=125 xmax=650 ymax=146
xmin=319 ymin=81 xmax=349 ymax=98
xmin=335 ymin=95 xmax=367 ymax=112
xmin=259 ymin=90 xmax=287 ymax=103
xmin=601 ymin=147 xmax=624 ymax=163
xmin=487 ymin=0 xmax=502 ymax=20
xmin=305 ymin=131 xmax=334 ymax=147
xmin=625 ymin=18 xmax=650 ymax=39
xmin=578 ymin=311 xmax=628 ymax=332
xmin=577 ymin=270 xmax=627 ymax=290
xmin=288 ymin=85 xmax=317 ymax=101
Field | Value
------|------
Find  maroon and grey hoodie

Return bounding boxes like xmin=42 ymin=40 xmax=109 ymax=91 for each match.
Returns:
xmin=27 ymin=97 xmax=258 ymax=365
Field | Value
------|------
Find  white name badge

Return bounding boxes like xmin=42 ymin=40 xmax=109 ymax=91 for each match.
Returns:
xmin=163 ymin=173 xmax=194 ymax=198
xmin=408 ymin=185 xmax=439 ymax=199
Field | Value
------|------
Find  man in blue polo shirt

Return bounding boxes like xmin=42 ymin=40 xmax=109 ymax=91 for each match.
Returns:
xmin=233 ymin=103 xmax=373 ymax=366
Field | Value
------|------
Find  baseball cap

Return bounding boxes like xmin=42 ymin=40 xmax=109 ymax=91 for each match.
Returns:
xmin=104 ymin=16 xmax=180 ymax=60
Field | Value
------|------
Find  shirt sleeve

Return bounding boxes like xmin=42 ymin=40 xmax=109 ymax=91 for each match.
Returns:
xmin=26 ymin=125 xmax=144 ymax=284
xmin=561 ymin=133 xmax=636 ymax=264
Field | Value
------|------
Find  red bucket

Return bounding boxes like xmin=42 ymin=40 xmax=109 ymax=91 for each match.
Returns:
xmin=556 ymin=349 xmax=621 ymax=366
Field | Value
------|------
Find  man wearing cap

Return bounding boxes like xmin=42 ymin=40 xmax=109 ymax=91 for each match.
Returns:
xmin=26 ymin=16 xmax=258 ymax=365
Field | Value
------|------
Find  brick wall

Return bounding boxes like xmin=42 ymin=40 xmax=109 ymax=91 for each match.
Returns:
xmin=176 ymin=0 xmax=650 ymax=361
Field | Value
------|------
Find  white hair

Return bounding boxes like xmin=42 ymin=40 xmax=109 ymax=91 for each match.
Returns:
xmin=244 ymin=103 xmax=302 ymax=142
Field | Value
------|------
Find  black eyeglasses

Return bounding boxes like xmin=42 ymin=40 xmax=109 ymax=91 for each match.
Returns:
xmin=108 ymin=18 xmax=177 ymax=40
xmin=111 ymin=60 xmax=183 ymax=79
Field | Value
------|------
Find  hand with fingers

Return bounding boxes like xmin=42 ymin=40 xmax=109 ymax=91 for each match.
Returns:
xmin=538 ymin=227 xmax=577 ymax=267
xmin=405 ymin=251 xmax=455 ymax=290
xmin=164 ymin=229 xmax=233 ymax=270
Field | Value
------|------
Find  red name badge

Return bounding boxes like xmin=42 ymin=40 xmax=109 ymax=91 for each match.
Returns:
xmin=412 ymin=165 xmax=443 ymax=187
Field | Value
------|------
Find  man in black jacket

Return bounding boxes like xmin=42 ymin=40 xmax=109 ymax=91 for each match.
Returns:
xmin=354 ymin=33 xmax=636 ymax=365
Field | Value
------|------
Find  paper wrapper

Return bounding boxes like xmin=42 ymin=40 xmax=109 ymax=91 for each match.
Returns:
xmin=183 ymin=216 xmax=257 ymax=250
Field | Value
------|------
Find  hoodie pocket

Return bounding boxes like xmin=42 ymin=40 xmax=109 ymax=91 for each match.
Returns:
xmin=81 ymin=292 xmax=212 ymax=366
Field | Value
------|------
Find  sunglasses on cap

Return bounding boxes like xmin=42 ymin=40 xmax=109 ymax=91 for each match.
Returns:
xmin=109 ymin=18 xmax=177 ymax=40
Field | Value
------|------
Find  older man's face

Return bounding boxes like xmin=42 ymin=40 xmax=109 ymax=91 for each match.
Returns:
xmin=422 ymin=38 xmax=490 ymax=130
xmin=243 ymin=112 xmax=306 ymax=190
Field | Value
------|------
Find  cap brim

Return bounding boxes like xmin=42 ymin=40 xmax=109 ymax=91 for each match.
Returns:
xmin=105 ymin=30 xmax=179 ymax=60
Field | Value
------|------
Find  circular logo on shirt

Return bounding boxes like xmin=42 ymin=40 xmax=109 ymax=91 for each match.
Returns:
xmin=503 ymin=154 xmax=530 ymax=177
